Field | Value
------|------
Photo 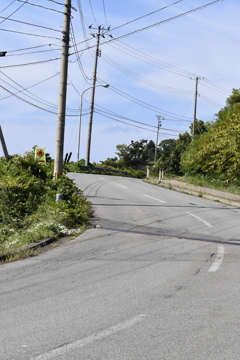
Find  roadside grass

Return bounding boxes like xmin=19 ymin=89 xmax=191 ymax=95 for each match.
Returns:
xmin=180 ymin=175 xmax=240 ymax=195
xmin=145 ymin=173 xmax=240 ymax=195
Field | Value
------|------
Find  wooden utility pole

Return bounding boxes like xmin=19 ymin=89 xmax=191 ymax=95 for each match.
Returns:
xmin=53 ymin=0 xmax=71 ymax=179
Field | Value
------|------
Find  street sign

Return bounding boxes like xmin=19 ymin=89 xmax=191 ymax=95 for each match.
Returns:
xmin=35 ymin=147 xmax=46 ymax=163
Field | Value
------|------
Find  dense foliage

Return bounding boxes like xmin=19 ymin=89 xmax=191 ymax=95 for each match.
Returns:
xmin=115 ymin=139 xmax=156 ymax=169
xmin=181 ymin=89 xmax=240 ymax=184
xmin=156 ymin=132 xmax=191 ymax=175
xmin=107 ymin=89 xmax=240 ymax=185
xmin=0 ymin=153 xmax=91 ymax=254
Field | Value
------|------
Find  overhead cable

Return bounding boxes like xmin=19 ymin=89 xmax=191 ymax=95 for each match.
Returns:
xmin=111 ymin=0 xmax=185 ymax=32
xmin=101 ymin=53 xmax=193 ymax=95
xmin=16 ymin=0 xmax=64 ymax=14
xmin=0 ymin=0 xmax=29 ymax=25
xmin=103 ymin=1 xmax=224 ymax=41
xmin=0 ymin=57 xmax=61 ymax=69
xmin=0 ymin=15 xmax=62 ymax=32
xmin=98 ymin=80 xmax=193 ymax=120
xmin=0 ymin=28 xmax=62 ymax=40
xmin=0 ymin=84 xmax=79 ymax=117
xmin=0 ymin=0 xmax=17 ymax=14
xmin=7 ymin=43 xmax=61 ymax=53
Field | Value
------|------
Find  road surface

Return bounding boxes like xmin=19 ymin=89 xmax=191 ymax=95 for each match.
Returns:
xmin=1 ymin=173 xmax=240 ymax=360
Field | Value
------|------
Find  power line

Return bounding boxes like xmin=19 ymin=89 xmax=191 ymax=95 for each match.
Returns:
xmin=75 ymin=0 xmax=95 ymax=56
xmin=95 ymin=110 xmax=181 ymax=137
xmin=0 ymin=15 xmax=62 ymax=33
xmin=100 ymin=53 xmax=193 ymax=95
xmin=6 ymin=48 xmax=60 ymax=57
xmin=102 ymin=0 xmax=108 ymax=27
xmin=94 ymin=104 xmax=157 ymax=128
xmin=98 ymin=80 xmax=193 ymax=120
xmin=0 ymin=84 xmax=79 ymax=116
xmin=202 ymin=78 xmax=230 ymax=94
xmin=0 ymin=0 xmax=17 ymax=14
xmin=94 ymin=111 xmax=156 ymax=133
xmin=7 ymin=43 xmax=61 ymax=53
xmin=16 ymin=0 xmax=64 ymax=14
xmin=0 ymin=71 xmax=62 ymax=109
xmin=70 ymin=23 xmax=92 ymax=83
xmin=106 ymin=39 xmax=197 ymax=78
xmin=0 ymin=0 xmax=29 ymax=25
xmin=0 ymin=57 xmax=61 ymax=69
xmin=111 ymin=0 xmax=185 ymax=32
xmin=88 ymin=0 xmax=98 ymax=26
xmin=0 ymin=27 xmax=62 ymax=40
xmin=103 ymin=1 xmax=224 ymax=41
xmin=48 ymin=0 xmax=65 ymax=5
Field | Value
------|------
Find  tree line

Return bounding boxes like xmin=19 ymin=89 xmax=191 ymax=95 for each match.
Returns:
xmin=101 ymin=89 xmax=240 ymax=184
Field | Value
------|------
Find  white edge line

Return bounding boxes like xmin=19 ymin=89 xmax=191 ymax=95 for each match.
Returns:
xmin=32 ymin=315 xmax=147 ymax=360
xmin=186 ymin=211 xmax=213 ymax=228
xmin=208 ymin=245 xmax=225 ymax=273
xmin=143 ymin=194 xmax=166 ymax=203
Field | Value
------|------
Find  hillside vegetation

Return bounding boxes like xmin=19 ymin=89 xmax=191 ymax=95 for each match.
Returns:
xmin=181 ymin=90 xmax=240 ymax=185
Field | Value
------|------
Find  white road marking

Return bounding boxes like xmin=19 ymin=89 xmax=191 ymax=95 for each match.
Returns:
xmin=115 ymin=183 xmax=128 ymax=189
xmin=186 ymin=211 xmax=213 ymax=228
xmin=143 ymin=194 xmax=166 ymax=203
xmin=31 ymin=315 xmax=146 ymax=360
xmin=208 ymin=245 xmax=225 ymax=272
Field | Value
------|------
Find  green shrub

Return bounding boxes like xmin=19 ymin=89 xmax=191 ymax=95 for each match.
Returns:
xmin=0 ymin=154 xmax=91 ymax=254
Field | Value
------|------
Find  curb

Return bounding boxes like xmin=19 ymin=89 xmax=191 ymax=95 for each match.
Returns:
xmin=0 ymin=236 xmax=58 ymax=262
xmin=146 ymin=179 xmax=240 ymax=207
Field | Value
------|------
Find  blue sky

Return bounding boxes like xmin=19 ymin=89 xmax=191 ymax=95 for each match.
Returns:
xmin=0 ymin=0 xmax=239 ymax=163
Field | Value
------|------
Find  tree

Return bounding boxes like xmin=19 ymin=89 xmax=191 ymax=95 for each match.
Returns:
xmin=156 ymin=132 xmax=191 ymax=175
xmin=226 ymin=88 xmax=240 ymax=106
xmin=144 ymin=140 xmax=156 ymax=162
xmin=190 ymin=119 xmax=208 ymax=135
xmin=115 ymin=139 xmax=149 ymax=168
xmin=157 ymin=139 xmax=177 ymax=174
xmin=181 ymin=104 xmax=240 ymax=182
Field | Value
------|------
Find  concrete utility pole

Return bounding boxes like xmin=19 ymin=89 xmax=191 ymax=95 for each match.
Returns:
xmin=192 ymin=76 xmax=199 ymax=136
xmin=85 ymin=25 xmax=111 ymax=166
xmin=155 ymin=116 xmax=162 ymax=162
xmin=53 ymin=0 xmax=71 ymax=179
xmin=0 ymin=125 xmax=9 ymax=161
xmin=77 ymin=84 xmax=109 ymax=162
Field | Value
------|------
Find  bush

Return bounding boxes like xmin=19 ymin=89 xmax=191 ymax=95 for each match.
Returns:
xmin=0 ymin=154 xmax=91 ymax=253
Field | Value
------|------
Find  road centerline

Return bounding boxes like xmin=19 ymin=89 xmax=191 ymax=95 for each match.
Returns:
xmin=208 ymin=245 xmax=225 ymax=272
xmin=115 ymin=183 xmax=128 ymax=189
xmin=143 ymin=194 xmax=166 ymax=203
